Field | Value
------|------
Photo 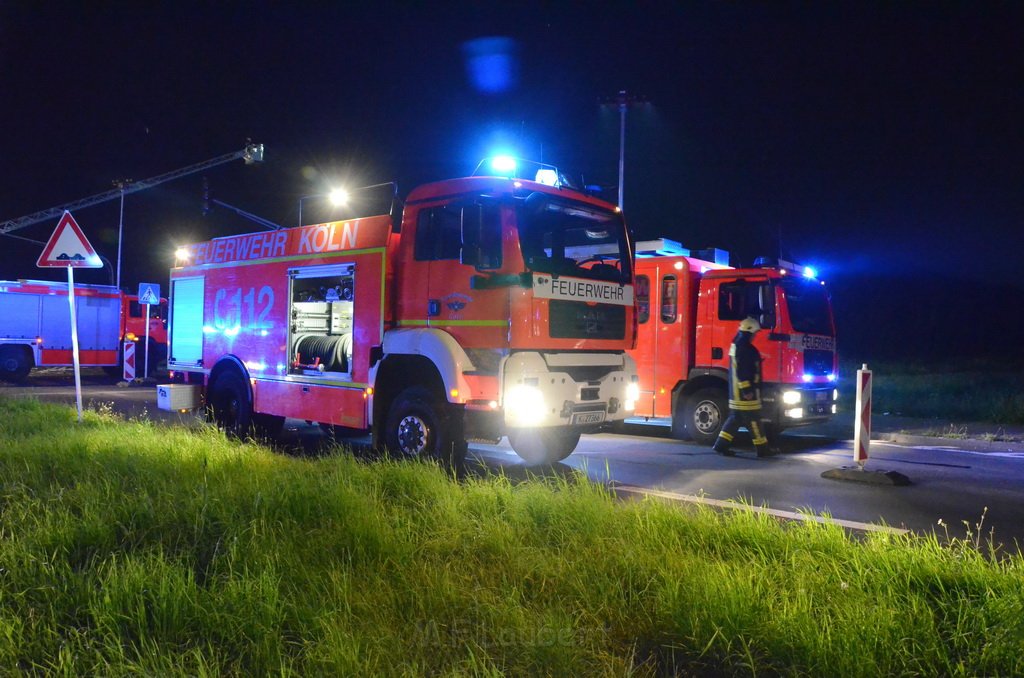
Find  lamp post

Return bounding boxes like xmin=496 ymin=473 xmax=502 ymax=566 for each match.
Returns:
xmin=602 ymin=90 xmax=648 ymax=212
xmin=113 ymin=179 xmax=132 ymax=290
xmin=298 ymin=188 xmax=351 ymax=227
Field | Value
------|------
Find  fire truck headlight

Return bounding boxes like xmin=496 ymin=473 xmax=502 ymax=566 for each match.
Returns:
xmin=505 ymin=384 xmax=546 ymax=426
xmin=625 ymin=382 xmax=640 ymax=411
xmin=833 ymin=389 xmax=839 ymax=401
xmin=782 ymin=390 xmax=802 ymax=405
xmin=785 ymin=407 xmax=804 ymax=419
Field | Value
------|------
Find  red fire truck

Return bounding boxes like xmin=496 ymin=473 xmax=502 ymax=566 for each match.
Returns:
xmin=160 ymin=169 xmax=640 ymax=466
xmin=625 ymin=238 xmax=838 ymax=443
xmin=0 ymin=279 xmax=167 ymax=382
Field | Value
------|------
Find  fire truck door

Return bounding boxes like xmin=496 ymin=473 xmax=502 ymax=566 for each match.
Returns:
xmin=633 ymin=272 xmax=657 ymax=417
xmin=415 ymin=201 xmax=507 ymax=346
xmin=711 ymin=278 xmax=777 ymax=373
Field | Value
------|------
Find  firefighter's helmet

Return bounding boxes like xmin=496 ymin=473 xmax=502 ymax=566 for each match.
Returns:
xmin=739 ymin=317 xmax=761 ymax=334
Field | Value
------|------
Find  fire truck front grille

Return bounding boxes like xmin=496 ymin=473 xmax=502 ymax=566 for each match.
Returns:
xmin=549 ymin=300 xmax=625 ymax=340
xmin=804 ymin=349 xmax=834 ymax=376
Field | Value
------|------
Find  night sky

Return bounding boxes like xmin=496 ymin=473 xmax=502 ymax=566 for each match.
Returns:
xmin=2 ymin=3 xmax=1022 ymax=360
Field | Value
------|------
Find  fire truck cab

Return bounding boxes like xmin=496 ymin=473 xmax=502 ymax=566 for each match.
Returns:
xmin=627 ymin=239 xmax=838 ymax=443
xmin=163 ymin=170 xmax=639 ymax=466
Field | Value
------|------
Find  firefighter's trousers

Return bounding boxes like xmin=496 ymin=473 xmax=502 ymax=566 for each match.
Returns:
xmin=715 ymin=409 xmax=770 ymax=456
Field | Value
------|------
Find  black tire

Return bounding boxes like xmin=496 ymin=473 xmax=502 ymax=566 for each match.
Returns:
xmin=0 ymin=346 xmax=32 ymax=383
xmin=684 ymin=387 xmax=729 ymax=445
xmin=207 ymin=370 xmax=253 ymax=438
xmin=507 ymin=427 xmax=581 ymax=466
xmin=103 ymin=343 xmax=127 ymax=379
xmin=670 ymin=395 xmax=692 ymax=441
xmin=384 ymin=386 xmax=466 ymax=470
xmin=144 ymin=338 xmax=168 ymax=377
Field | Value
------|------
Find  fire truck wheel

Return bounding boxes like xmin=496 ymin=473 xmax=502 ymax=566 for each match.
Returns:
xmin=507 ymin=427 xmax=581 ymax=466
xmin=0 ymin=346 xmax=32 ymax=383
xmin=147 ymin=338 xmax=168 ymax=375
xmin=207 ymin=370 xmax=253 ymax=438
xmin=384 ymin=386 xmax=463 ymax=468
xmin=685 ymin=387 xmax=728 ymax=445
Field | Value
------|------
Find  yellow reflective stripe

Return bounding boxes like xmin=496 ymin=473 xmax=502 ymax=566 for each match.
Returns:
xmin=729 ymin=400 xmax=762 ymax=410
xmin=719 ymin=431 xmax=734 ymax=441
xmin=752 ymin=436 xmax=768 ymax=445
xmin=398 ymin=319 xmax=509 ymax=327
xmin=254 ymin=376 xmax=369 ymax=389
xmin=737 ymin=380 xmax=751 ymax=389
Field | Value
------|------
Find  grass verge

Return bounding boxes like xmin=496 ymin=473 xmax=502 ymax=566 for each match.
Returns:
xmin=839 ymin=358 xmax=1024 ymax=425
xmin=1 ymin=396 xmax=1023 ymax=675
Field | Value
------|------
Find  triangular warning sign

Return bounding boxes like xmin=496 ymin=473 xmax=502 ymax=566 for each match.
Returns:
xmin=37 ymin=211 xmax=103 ymax=268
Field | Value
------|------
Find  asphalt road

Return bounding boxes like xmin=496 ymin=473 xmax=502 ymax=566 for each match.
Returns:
xmin=4 ymin=369 xmax=1024 ymax=554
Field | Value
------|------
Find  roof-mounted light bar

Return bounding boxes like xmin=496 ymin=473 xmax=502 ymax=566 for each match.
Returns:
xmin=472 ymin=156 xmax=577 ymax=189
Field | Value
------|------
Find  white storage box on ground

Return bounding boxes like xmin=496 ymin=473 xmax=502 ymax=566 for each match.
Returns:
xmin=157 ymin=384 xmax=203 ymax=411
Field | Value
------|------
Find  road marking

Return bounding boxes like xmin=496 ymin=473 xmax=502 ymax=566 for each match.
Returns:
xmin=611 ymin=484 xmax=911 ymax=535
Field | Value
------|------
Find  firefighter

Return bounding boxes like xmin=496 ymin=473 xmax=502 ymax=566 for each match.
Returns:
xmin=714 ymin=316 xmax=775 ymax=457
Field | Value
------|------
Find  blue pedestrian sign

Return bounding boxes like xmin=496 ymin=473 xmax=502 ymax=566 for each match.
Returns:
xmin=138 ymin=282 xmax=161 ymax=306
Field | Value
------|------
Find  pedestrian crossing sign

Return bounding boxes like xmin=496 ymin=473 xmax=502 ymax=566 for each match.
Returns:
xmin=138 ymin=282 xmax=161 ymax=306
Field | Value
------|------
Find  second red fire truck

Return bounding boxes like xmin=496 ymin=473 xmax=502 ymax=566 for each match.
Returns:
xmin=625 ymin=238 xmax=838 ymax=443
xmin=0 ymin=279 xmax=167 ymax=382
xmin=160 ymin=164 xmax=640 ymax=466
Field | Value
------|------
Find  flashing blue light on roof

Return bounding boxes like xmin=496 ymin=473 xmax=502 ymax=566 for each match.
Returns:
xmin=490 ymin=155 xmax=517 ymax=174
xmin=803 ymin=266 xmax=817 ymax=279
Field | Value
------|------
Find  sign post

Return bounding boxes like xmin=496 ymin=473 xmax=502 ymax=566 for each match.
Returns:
xmin=36 ymin=211 xmax=103 ymax=423
xmin=853 ymin=364 xmax=872 ymax=468
xmin=137 ymin=283 xmax=160 ymax=380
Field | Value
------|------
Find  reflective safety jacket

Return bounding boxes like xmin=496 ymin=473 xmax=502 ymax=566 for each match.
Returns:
xmin=728 ymin=330 xmax=763 ymax=411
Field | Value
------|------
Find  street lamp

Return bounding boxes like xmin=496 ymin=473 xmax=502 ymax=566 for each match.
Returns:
xmin=298 ymin=187 xmax=350 ymax=227
xmin=113 ymin=178 xmax=133 ymax=290
xmin=601 ymin=90 xmax=649 ymax=212
xmin=298 ymin=182 xmax=399 ymax=227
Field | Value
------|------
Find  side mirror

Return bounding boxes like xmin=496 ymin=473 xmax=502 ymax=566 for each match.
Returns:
xmin=460 ymin=205 xmax=482 ymax=267
xmin=758 ymin=284 xmax=776 ymax=329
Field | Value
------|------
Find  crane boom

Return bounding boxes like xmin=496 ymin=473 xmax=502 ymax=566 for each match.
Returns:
xmin=0 ymin=143 xmax=264 ymax=236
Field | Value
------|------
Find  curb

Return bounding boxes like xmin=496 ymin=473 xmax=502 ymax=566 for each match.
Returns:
xmin=873 ymin=432 xmax=1024 ymax=454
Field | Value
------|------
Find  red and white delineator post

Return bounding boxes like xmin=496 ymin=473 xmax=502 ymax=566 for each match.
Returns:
xmin=853 ymin=364 xmax=872 ymax=468
xmin=822 ymin=363 xmax=909 ymax=485
xmin=122 ymin=341 xmax=137 ymax=381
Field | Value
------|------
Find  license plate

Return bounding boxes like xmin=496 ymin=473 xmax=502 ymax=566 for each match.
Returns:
xmin=572 ymin=411 xmax=605 ymax=425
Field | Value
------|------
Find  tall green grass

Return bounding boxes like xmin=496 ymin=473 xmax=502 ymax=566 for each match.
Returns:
xmin=1 ymin=397 xmax=1023 ymax=675
xmin=839 ymin=358 xmax=1024 ymax=425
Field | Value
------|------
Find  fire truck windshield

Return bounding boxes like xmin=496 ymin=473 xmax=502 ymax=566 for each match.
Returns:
xmin=780 ymin=277 xmax=834 ymax=336
xmin=516 ymin=193 xmax=631 ymax=283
